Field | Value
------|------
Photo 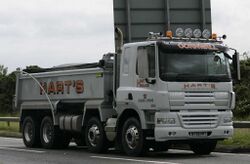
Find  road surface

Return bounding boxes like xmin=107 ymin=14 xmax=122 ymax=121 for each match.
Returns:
xmin=0 ymin=137 xmax=249 ymax=164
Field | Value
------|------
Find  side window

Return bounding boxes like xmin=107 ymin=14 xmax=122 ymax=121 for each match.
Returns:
xmin=147 ymin=46 xmax=156 ymax=78
xmin=123 ymin=48 xmax=130 ymax=74
xmin=137 ymin=46 xmax=155 ymax=78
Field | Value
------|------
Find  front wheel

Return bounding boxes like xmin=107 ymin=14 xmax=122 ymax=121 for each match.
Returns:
xmin=190 ymin=140 xmax=217 ymax=155
xmin=85 ymin=117 xmax=109 ymax=153
xmin=122 ymin=117 xmax=147 ymax=156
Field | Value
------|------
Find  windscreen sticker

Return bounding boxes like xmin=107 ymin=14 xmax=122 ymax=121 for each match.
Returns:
xmin=177 ymin=43 xmax=219 ymax=51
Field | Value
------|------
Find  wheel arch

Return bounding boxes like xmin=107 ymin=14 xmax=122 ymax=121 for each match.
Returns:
xmin=20 ymin=109 xmax=53 ymax=131
xmin=19 ymin=100 xmax=59 ymax=128
xmin=82 ymin=100 xmax=115 ymax=127
xmin=82 ymin=108 xmax=100 ymax=127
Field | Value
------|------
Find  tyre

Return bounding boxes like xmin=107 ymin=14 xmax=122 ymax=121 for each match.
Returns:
xmin=22 ymin=116 xmax=40 ymax=148
xmin=122 ymin=117 xmax=147 ymax=156
xmin=190 ymin=140 xmax=217 ymax=155
xmin=85 ymin=117 xmax=109 ymax=153
xmin=40 ymin=116 xmax=66 ymax=149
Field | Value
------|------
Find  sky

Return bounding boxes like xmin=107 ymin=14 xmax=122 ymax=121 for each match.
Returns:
xmin=0 ymin=0 xmax=249 ymax=72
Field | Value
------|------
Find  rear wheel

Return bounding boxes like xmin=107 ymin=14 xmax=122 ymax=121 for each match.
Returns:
xmin=85 ymin=117 xmax=109 ymax=153
xmin=122 ymin=117 xmax=147 ymax=156
xmin=22 ymin=116 xmax=40 ymax=148
xmin=190 ymin=140 xmax=217 ymax=155
xmin=40 ymin=116 xmax=69 ymax=149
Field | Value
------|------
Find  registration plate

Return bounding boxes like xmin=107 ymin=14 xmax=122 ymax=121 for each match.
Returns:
xmin=189 ymin=132 xmax=208 ymax=137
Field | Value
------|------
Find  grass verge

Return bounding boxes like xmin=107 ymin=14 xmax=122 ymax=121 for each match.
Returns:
xmin=0 ymin=122 xmax=21 ymax=138
xmin=218 ymin=128 xmax=250 ymax=148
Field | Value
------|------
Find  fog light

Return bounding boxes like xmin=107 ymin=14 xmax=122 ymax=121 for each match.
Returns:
xmin=168 ymin=132 xmax=176 ymax=136
xmin=202 ymin=29 xmax=211 ymax=39
xmin=157 ymin=118 xmax=176 ymax=125
xmin=193 ymin=29 xmax=202 ymax=38
xmin=184 ymin=28 xmax=193 ymax=38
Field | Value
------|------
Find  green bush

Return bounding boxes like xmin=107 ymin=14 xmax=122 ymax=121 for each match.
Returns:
xmin=0 ymin=71 xmax=16 ymax=114
xmin=234 ymin=59 xmax=250 ymax=118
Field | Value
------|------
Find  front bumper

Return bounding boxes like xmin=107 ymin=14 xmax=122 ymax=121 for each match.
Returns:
xmin=154 ymin=111 xmax=233 ymax=142
xmin=155 ymin=125 xmax=233 ymax=141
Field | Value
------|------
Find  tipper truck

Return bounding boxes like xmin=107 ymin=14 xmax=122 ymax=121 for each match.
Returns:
xmin=14 ymin=27 xmax=241 ymax=156
xmin=14 ymin=0 xmax=240 ymax=157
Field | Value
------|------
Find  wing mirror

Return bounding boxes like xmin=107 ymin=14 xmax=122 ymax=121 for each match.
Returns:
xmin=232 ymin=51 xmax=241 ymax=82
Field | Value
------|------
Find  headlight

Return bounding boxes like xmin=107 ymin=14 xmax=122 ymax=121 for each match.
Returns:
xmin=224 ymin=117 xmax=233 ymax=123
xmin=157 ymin=118 xmax=176 ymax=125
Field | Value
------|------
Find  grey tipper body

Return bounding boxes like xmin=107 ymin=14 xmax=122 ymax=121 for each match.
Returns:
xmin=14 ymin=37 xmax=240 ymax=156
xmin=16 ymin=67 xmax=115 ymax=123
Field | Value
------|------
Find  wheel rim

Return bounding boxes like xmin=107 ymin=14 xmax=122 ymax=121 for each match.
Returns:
xmin=88 ymin=124 xmax=100 ymax=147
xmin=24 ymin=122 xmax=33 ymax=142
xmin=125 ymin=125 xmax=139 ymax=150
xmin=42 ymin=122 xmax=52 ymax=144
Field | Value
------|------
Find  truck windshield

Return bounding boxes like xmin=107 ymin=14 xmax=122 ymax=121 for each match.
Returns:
xmin=159 ymin=48 xmax=231 ymax=82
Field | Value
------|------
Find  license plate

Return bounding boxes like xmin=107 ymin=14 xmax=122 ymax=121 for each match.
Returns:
xmin=189 ymin=132 xmax=208 ymax=137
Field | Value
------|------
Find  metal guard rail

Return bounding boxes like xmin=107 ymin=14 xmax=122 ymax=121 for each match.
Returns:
xmin=0 ymin=117 xmax=19 ymax=122
xmin=0 ymin=117 xmax=250 ymax=128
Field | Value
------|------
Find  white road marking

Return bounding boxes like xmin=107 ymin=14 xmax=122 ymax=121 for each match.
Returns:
xmin=169 ymin=149 xmax=250 ymax=157
xmin=0 ymin=146 xmax=45 ymax=154
xmin=0 ymin=137 xmax=22 ymax=141
xmin=213 ymin=152 xmax=250 ymax=157
xmin=91 ymin=156 xmax=181 ymax=164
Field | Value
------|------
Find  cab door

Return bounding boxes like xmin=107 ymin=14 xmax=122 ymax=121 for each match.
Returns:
xmin=135 ymin=45 xmax=157 ymax=110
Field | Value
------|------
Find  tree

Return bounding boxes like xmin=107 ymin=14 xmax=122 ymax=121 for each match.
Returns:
xmin=0 ymin=65 xmax=8 ymax=76
xmin=0 ymin=65 xmax=16 ymax=114
xmin=23 ymin=65 xmax=44 ymax=73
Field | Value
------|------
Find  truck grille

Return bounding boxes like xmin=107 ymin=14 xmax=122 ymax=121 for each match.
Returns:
xmin=169 ymin=91 xmax=229 ymax=110
xmin=180 ymin=114 xmax=219 ymax=129
xmin=184 ymin=91 xmax=214 ymax=105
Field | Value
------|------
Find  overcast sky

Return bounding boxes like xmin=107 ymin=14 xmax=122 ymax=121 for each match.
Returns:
xmin=0 ymin=0 xmax=249 ymax=72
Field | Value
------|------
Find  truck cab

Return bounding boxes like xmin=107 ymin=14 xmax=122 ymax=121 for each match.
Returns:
xmin=115 ymin=34 xmax=240 ymax=155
